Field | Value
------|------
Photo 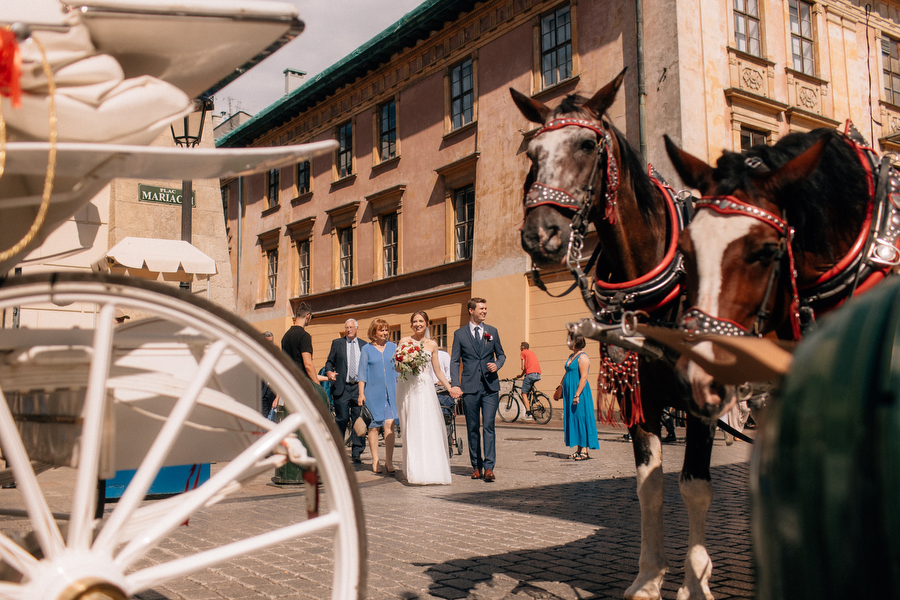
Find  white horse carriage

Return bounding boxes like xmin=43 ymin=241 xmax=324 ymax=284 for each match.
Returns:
xmin=0 ymin=2 xmax=364 ymax=599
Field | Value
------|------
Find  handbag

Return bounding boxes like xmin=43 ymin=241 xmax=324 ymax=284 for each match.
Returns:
xmin=353 ymin=403 xmax=373 ymax=437
xmin=553 ymin=385 xmax=563 ymax=401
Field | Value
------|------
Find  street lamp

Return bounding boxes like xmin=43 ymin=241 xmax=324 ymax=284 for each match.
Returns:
xmin=171 ymin=97 xmax=213 ymax=291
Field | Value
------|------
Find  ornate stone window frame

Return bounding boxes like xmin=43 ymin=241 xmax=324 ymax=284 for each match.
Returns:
xmin=326 ymin=201 xmax=361 ymax=288
xmin=435 ymin=153 xmax=479 ymax=263
xmin=286 ymin=216 xmax=316 ymax=298
xmin=366 ymin=184 xmax=405 ymax=280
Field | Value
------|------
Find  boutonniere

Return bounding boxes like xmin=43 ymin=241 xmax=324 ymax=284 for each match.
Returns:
xmin=483 ymin=332 xmax=492 ymax=341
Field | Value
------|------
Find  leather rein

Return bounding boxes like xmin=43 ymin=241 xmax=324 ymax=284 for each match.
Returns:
xmin=524 ymin=117 xmax=689 ymax=324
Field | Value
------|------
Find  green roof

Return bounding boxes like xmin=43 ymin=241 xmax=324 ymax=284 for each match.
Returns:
xmin=217 ymin=0 xmax=480 ymax=148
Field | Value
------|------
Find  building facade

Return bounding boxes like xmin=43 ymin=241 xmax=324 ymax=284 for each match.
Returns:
xmin=218 ymin=0 xmax=900 ymax=412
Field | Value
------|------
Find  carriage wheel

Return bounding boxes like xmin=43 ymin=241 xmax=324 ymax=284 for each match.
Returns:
xmin=0 ymin=273 xmax=365 ymax=600
xmin=497 ymin=393 xmax=520 ymax=422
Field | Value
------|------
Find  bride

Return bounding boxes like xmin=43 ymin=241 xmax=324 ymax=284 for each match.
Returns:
xmin=396 ymin=311 xmax=452 ymax=485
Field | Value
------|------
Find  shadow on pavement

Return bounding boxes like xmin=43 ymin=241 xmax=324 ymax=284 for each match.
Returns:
xmin=410 ymin=462 xmax=753 ymax=600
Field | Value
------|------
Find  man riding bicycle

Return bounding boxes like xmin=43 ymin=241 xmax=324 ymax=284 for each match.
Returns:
xmin=518 ymin=342 xmax=542 ymax=420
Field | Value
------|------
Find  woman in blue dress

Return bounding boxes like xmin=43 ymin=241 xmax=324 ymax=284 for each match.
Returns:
xmin=559 ymin=333 xmax=599 ymax=460
xmin=358 ymin=318 xmax=399 ymax=474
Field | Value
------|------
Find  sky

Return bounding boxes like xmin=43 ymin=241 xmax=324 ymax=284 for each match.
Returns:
xmin=214 ymin=0 xmax=427 ymax=118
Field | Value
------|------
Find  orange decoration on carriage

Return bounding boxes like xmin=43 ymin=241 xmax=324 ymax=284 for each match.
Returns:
xmin=0 ymin=29 xmax=22 ymax=108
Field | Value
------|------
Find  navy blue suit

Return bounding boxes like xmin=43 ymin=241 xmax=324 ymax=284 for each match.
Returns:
xmin=325 ymin=336 xmax=367 ymax=459
xmin=451 ymin=323 xmax=505 ymax=471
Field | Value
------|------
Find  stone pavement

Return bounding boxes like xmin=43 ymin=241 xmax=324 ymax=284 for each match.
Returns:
xmin=131 ymin=419 xmax=755 ymax=600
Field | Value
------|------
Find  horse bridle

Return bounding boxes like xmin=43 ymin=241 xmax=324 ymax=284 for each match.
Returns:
xmin=680 ymin=196 xmax=803 ymax=340
xmin=523 ymin=117 xmax=620 ymax=317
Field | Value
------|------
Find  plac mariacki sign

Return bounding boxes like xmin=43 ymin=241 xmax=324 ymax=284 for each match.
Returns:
xmin=138 ymin=184 xmax=196 ymax=207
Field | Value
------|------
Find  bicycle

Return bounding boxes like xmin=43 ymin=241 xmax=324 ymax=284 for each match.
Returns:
xmin=499 ymin=378 xmax=553 ymax=424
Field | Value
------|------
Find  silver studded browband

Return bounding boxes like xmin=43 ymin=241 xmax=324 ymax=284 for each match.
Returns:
xmin=694 ymin=196 xmax=787 ymax=233
xmin=679 ymin=308 xmax=748 ymax=336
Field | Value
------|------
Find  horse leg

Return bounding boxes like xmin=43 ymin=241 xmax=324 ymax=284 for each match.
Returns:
xmin=625 ymin=424 xmax=667 ymax=600
xmin=676 ymin=415 xmax=716 ymax=600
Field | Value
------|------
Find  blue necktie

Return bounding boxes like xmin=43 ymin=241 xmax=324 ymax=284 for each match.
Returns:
xmin=475 ymin=326 xmax=481 ymax=346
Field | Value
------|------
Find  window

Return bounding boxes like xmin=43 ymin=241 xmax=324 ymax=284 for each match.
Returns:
xmin=740 ymin=127 xmax=767 ymax=150
xmin=885 ymin=38 xmax=900 ymax=106
xmin=379 ymin=213 xmax=398 ymax=277
xmin=297 ymin=160 xmax=311 ymax=195
xmin=540 ymin=5 xmax=572 ymax=87
xmin=339 ymin=227 xmax=353 ymax=287
xmin=450 ymin=59 xmax=474 ymax=130
xmin=379 ymin=101 xmax=397 ymax=162
xmin=297 ymin=239 xmax=310 ymax=296
xmin=389 ymin=327 xmax=402 ymax=344
xmin=733 ymin=0 xmax=761 ymax=57
xmin=432 ymin=321 xmax=448 ymax=349
xmin=266 ymin=169 xmax=279 ymax=208
xmin=337 ymin=121 xmax=353 ymax=179
xmin=454 ymin=185 xmax=475 ymax=260
xmin=266 ymin=248 xmax=278 ymax=302
xmin=789 ymin=0 xmax=814 ymax=76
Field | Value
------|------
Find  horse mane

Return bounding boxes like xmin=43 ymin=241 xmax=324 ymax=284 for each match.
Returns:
xmin=552 ymin=94 xmax=660 ymax=226
xmin=711 ymin=128 xmax=869 ymax=256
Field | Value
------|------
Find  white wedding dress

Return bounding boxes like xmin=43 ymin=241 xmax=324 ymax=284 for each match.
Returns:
xmin=396 ymin=352 xmax=451 ymax=485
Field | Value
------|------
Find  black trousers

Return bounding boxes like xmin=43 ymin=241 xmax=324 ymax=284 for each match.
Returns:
xmin=333 ymin=383 xmax=366 ymax=458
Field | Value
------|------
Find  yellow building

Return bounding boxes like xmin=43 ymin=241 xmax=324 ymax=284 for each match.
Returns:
xmin=218 ymin=0 xmax=900 ymax=415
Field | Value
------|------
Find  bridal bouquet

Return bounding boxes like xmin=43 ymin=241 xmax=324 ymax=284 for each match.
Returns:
xmin=393 ymin=340 xmax=429 ymax=381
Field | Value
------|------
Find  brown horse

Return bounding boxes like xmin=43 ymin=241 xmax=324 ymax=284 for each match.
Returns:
xmin=663 ymin=125 xmax=896 ymax=417
xmin=513 ymin=70 xmax=721 ymax=600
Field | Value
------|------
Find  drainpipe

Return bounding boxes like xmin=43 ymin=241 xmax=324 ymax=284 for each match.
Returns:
xmin=635 ymin=0 xmax=648 ymax=160
xmin=236 ymin=177 xmax=242 ymax=311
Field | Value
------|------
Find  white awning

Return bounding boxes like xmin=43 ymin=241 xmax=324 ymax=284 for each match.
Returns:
xmin=96 ymin=237 xmax=217 ymax=279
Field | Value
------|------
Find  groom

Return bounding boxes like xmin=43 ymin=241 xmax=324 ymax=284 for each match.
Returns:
xmin=450 ymin=297 xmax=506 ymax=482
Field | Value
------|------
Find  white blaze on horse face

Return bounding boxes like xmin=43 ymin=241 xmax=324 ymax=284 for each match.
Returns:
xmin=529 ymin=127 xmax=596 ymax=191
xmin=689 ymin=211 xmax=757 ymax=322
xmin=684 ymin=211 xmax=756 ymax=415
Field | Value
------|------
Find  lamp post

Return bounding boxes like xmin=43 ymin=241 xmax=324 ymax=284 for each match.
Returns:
xmin=170 ymin=97 xmax=213 ymax=291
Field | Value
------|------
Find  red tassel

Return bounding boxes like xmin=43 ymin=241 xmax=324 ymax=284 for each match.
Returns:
xmin=604 ymin=197 xmax=618 ymax=225
xmin=599 ymin=345 xmax=644 ymax=427
xmin=0 ymin=29 xmax=22 ymax=108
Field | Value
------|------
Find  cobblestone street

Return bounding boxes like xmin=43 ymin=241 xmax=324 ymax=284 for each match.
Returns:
xmin=131 ymin=421 xmax=754 ymax=600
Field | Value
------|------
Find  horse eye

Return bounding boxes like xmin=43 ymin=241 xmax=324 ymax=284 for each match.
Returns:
xmin=750 ymin=244 xmax=779 ymax=265
xmin=580 ymin=139 xmax=597 ymax=153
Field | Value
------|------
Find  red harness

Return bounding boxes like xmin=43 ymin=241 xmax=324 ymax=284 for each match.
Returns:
xmin=688 ymin=125 xmax=896 ymax=341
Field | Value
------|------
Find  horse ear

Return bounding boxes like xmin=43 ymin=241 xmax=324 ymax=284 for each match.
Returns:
xmin=510 ymin=87 xmax=551 ymax=124
xmin=583 ymin=67 xmax=627 ymax=118
xmin=664 ymin=135 xmax=715 ymax=192
xmin=754 ymin=137 xmax=830 ymax=196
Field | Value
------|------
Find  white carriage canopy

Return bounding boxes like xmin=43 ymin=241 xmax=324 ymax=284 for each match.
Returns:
xmin=94 ymin=236 xmax=217 ymax=281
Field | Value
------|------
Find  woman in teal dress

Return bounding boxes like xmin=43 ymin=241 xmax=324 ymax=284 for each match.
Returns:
xmin=559 ymin=333 xmax=599 ymax=459
xmin=358 ymin=318 xmax=399 ymax=474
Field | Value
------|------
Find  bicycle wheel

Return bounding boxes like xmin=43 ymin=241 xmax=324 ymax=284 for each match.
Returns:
xmin=0 ymin=273 xmax=365 ymax=600
xmin=497 ymin=393 xmax=520 ymax=422
xmin=531 ymin=392 xmax=553 ymax=424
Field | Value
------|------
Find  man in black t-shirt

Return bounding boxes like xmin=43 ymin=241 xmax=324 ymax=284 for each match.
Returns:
xmin=281 ymin=302 xmax=317 ymax=382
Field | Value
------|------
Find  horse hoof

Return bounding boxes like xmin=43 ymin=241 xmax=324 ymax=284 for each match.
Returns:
xmin=625 ymin=578 xmax=662 ymax=600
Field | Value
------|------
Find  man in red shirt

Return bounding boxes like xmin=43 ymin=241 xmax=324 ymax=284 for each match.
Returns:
xmin=518 ymin=342 xmax=542 ymax=420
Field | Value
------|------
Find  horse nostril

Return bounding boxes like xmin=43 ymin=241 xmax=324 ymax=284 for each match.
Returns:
xmin=539 ymin=225 xmax=561 ymax=252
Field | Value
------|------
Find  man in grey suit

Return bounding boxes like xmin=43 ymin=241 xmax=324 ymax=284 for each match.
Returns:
xmin=450 ymin=297 xmax=506 ymax=482
xmin=325 ymin=319 xmax=367 ymax=463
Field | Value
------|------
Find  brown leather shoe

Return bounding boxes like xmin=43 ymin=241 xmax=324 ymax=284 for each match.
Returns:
xmin=471 ymin=469 xmax=481 ymax=479
xmin=483 ymin=469 xmax=495 ymax=482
